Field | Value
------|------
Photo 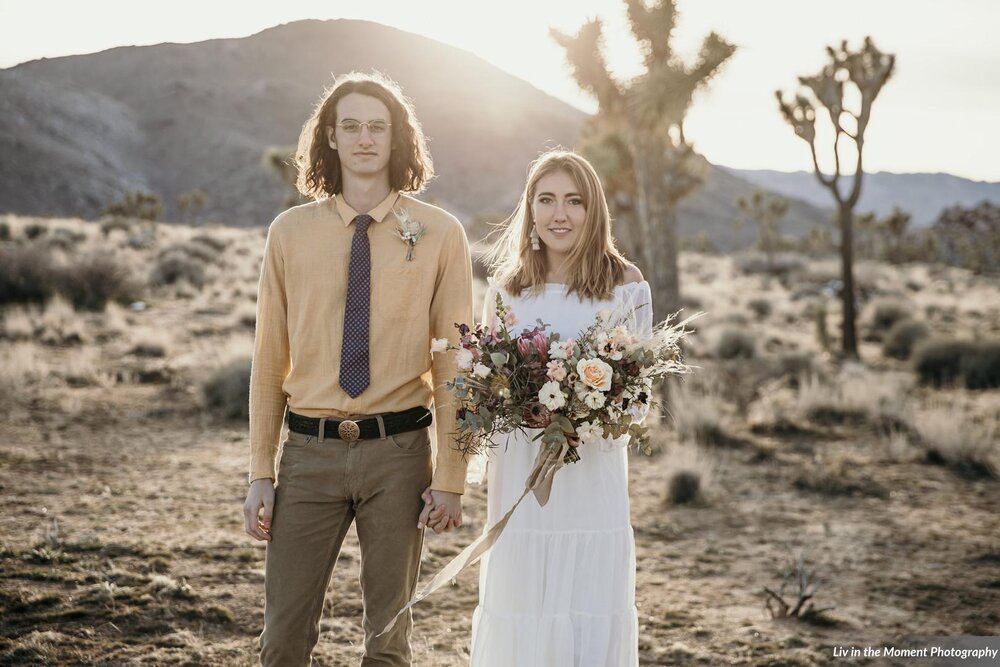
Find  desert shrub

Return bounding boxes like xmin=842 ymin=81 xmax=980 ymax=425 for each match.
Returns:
xmin=735 ymin=252 xmax=805 ymax=277
xmin=915 ymin=405 xmax=997 ymax=479
xmin=0 ymin=222 xmax=10 ymax=241
xmin=45 ymin=230 xmax=81 ymax=252
xmin=100 ymin=217 xmax=132 ymax=236
xmin=882 ymin=319 xmax=931 ymax=360
xmin=129 ymin=328 xmax=170 ymax=358
xmin=667 ymin=470 xmax=701 ymax=504
xmin=24 ymin=224 xmax=47 ymax=240
xmin=203 ymin=358 xmax=251 ymax=420
xmin=150 ymin=249 xmax=206 ymax=289
xmin=0 ymin=244 xmax=58 ymax=305
xmin=172 ymin=241 xmax=218 ymax=265
xmin=747 ymin=298 xmax=772 ymax=320
xmin=912 ymin=338 xmax=978 ymax=387
xmin=774 ymin=352 xmax=821 ymax=386
xmin=715 ymin=327 xmax=756 ymax=360
xmin=189 ymin=234 xmax=228 ymax=253
xmin=57 ymin=252 xmax=143 ymax=311
xmin=866 ymin=298 xmax=911 ymax=338
xmin=662 ymin=444 xmax=713 ymax=505
xmin=960 ymin=340 xmax=1000 ymax=390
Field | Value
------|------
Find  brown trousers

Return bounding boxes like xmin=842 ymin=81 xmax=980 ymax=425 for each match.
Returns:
xmin=258 ymin=426 xmax=432 ymax=666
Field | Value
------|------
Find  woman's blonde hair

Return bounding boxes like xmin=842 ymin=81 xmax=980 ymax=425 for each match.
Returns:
xmin=484 ymin=149 xmax=630 ymax=301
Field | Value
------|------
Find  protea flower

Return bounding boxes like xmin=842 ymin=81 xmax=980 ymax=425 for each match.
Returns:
xmin=522 ymin=400 xmax=552 ymax=428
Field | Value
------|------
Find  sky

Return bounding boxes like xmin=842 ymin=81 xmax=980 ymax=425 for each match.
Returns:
xmin=2 ymin=0 xmax=998 ymax=181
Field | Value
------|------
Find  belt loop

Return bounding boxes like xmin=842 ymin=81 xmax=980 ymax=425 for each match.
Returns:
xmin=318 ymin=417 xmax=327 ymax=443
xmin=376 ymin=414 xmax=387 ymax=439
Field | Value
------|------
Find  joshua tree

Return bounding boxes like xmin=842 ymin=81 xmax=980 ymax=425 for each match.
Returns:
xmin=776 ymin=37 xmax=895 ymax=358
xmin=102 ymin=191 xmax=162 ymax=222
xmin=263 ymin=145 xmax=301 ymax=209
xmin=177 ymin=190 xmax=208 ymax=223
xmin=552 ymin=0 xmax=735 ymax=317
xmin=736 ymin=190 xmax=789 ymax=272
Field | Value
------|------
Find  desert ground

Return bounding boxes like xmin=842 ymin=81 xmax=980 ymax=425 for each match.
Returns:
xmin=1 ymin=214 xmax=998 ymax=666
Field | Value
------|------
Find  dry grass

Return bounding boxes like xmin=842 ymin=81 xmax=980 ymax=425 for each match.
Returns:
xmin=914 ymin=402 xmax=998 ymax=479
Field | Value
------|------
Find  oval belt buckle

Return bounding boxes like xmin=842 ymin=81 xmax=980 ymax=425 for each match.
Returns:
xmin=338 ymin=419 xmax=361 ymax=442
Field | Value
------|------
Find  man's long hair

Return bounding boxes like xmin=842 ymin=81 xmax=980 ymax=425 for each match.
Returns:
xmin=483 ymin=149 xmax=629 ymax=301
xmin=295 ymin=71 xmax=433 ymax=198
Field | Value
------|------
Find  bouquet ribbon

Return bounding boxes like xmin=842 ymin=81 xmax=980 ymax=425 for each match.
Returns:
xmin=376 ymin=438 xmax=570 ymax=637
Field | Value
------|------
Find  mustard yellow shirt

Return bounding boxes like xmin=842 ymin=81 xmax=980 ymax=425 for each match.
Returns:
xmin=249 ymin=190 xmax=473 ymax=493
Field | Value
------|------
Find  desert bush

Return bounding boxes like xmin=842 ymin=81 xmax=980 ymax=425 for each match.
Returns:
xmin=866 ymin=298 xmax=911 ymax=339
xmin=100 ymin=216 xmax=132 ymax=236
xmin=171 ymin=241 xmax=218 ymax=265
xmin=37 ymin=297 xmax=88 ymax=345
xmin=0 ymin=221 xmax=11 ymax=241
xmin=129 ymin=328 xmax=171 ymax=358
xmin=190 ymin=234 xmax=228 ymax=253
xmin=150 ymin=249 xmax=207 ymax=289
xmin=46 ymin=228 xmax=87 ymax=252
xmin=203 ymin=358 xmax=251 ymax=420
xmin=911 ymin=338 xmax=978 ymax=387
xmin=663 ymin=444 xmax=713 ymax=505
xmin=915 ymin=404 xmax=997 ymax=479
xmin=960 ymin=340 xmax=1000 ymax=390
xmin=796 ymin=370 xmax=908 ymax=429
xmin=882 ymin=319 xmax=931 ymax=360
xmin=58 ymin=252 xmax=143 ymax=311
xmin=747 ymin=298 xmax=772 ymax=320
xmin=667 ymin=470 xmax=701 ymax=504
xmin=715 ymin=327 xmax=756 ymax=360
xmin=0 ymin=244 xmax=58 ymax=305
xmin=773 ymin=352 xmax=822 ymax=387
xmin=672 ymin=387 xmax=735 ymax=447
xmin=735 ymin=252 xmax=805 ymax=277
xmin=24 ymin=224 xmax=47 ymax=240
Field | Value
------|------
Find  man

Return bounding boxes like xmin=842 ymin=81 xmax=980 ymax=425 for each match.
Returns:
xmin=243 ymin=71 xmax=472 ymax=666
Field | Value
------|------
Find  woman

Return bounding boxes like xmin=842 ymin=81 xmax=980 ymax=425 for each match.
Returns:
xmin=469 ymin=150 xmax=651 ymax=667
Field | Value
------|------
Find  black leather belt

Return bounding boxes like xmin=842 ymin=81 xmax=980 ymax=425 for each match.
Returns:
xmin=286 ymin=406 xmax=432 ymax=442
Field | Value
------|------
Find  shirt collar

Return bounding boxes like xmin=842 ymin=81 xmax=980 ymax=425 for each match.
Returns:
xmin=335 ymin=190 xmax=401 ymax=226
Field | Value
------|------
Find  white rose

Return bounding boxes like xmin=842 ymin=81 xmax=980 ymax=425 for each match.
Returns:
xmin=584 ymin=391 xmax=607 ymax=409
xmin=548 ymin=341 xmax=568 ymax=360
xmin=538 ymin=381 xmax=567 ymax=411
xmin=455 ymin=348 xmax=474 ymax=371
xmin=575 ymin=420 xmax=603 ymax=444
xmin=576 ymin=358 xmax=613 ymax=392
xmin=597 ymin=309 xmax=611 ymax=322
xmin=430 ymin=337 xmax=449 ymax=354
xmin=472 ymin=363 xmax=491 ymax=379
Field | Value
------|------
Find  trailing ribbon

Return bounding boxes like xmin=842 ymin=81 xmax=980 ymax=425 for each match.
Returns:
xmin=376 ymin=439 xmax=571 ymax=637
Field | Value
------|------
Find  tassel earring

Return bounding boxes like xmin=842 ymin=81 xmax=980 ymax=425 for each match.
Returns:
xmin=530 ymin=226 xmax=540 ymax=251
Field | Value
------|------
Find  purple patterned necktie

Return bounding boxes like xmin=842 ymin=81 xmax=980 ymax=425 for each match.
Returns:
xmin=339 ymin=214 xmax=373 ymax=398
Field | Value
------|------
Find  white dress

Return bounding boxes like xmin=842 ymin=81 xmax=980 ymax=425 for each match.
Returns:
xmin=468 ymin=280 xmax=653 ymax=667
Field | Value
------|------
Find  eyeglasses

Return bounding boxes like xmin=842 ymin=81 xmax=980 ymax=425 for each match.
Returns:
xmin=336 ymin=119 xmax=391 ymax=135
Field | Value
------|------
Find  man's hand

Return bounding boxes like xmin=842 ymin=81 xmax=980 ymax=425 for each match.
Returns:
xmin=417 ymin=487 xmax=462 ymax=534
xmin=244 ymin=478 xmax=275 ymax=541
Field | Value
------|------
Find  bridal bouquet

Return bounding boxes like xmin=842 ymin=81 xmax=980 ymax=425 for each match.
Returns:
xmin=433 ymin=291 xmax=699 ymax=463
xmin=382 ymin=292 xmax=700 ymax=637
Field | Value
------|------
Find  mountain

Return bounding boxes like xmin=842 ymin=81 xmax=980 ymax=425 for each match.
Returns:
xmin=0 ymin=18 xmax=833 ymax=250
xmin=725 ymin=168 xmax=1000 ymax=227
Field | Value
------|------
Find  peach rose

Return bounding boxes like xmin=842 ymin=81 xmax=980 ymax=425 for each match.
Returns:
xmin=576 ymin=358 xmax=613 ymax=392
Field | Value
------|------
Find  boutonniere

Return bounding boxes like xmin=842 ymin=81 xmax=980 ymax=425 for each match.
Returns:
xmin=394 ymin=207 xmax=426 ymax=261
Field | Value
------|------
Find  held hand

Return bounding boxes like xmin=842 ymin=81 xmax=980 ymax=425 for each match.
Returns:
xmin=243 ymin=479 xmax=275 ymax=541
xmin=417 ymin=486 xmax=435 ymax=530
xmin=425 ymin=489 xmax=462 ymax=534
